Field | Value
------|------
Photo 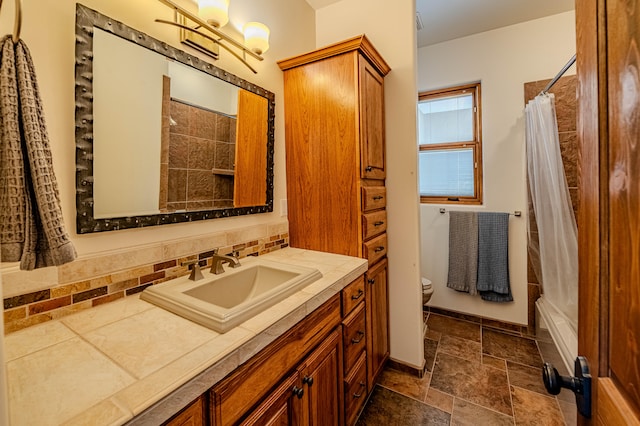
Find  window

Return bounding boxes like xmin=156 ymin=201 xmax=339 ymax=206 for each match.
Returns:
xmin=418 ymin=82 xmax=483 ymax=204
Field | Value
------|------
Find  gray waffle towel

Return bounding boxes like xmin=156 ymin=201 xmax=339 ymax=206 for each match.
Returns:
xmin=446 ymin=211 xmax=478 ymax=294
xmin=0 ymin=36 xmax=76 ymax=270
xmin=477 ymin=212 xmax=512 ymax=302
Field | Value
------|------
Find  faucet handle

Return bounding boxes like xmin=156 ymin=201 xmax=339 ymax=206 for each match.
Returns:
xmin=182 ymin=259 xmax=204 ymax=281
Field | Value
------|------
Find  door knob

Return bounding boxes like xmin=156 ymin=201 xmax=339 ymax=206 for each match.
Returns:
xmin=542 ymin=356 xmax=591 ymax=418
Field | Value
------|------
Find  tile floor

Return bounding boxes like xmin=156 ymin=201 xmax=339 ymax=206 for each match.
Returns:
xmin=356 ymin=311 xmax=577 ymax=425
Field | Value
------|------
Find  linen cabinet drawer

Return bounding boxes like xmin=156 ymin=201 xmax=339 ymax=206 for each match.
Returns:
xmin=344 ymin=352 xmax=368 ymax=426
xmin=342 ymin=302 xmax=366 ymax=374
xmin=342 ymin=276 xmax=365 ymax=317
xmin=363 ymin=234 xmax=387 ymax=266
xmin=362 ymin=210 xmax=387 ymax=240
xmin=361 ymin=186 xmax=386 ymax=212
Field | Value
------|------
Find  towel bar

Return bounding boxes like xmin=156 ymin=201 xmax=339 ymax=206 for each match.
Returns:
xmin=439 ymin=208 xmax=522 ymax=217
xmin=0 ymin=0 xmax=22 ymax=42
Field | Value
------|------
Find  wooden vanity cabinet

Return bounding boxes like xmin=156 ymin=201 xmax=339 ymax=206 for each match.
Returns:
xmin=164 ymin=396 xmax=205 ymax=426
xmin=278 ymin=34 xmax=391 ymax=419
xmin=240 ymin=329 xmax=342 ymax=426
xmin=209 ymin=294 xmax=344 ymax=426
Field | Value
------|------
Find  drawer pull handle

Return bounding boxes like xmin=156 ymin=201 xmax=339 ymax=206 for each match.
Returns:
xmin=351 ymin=289 xmax=364 ymax=300
xmin=374 ymin=246 xmax=384 ymax=253
xmin=292 ymin=386 xmax=304 ymax=399
xmin=365 ymin=166 xmax=373 ymax=172
xmin=353 ymin=382 xmax=366 ymax=398
xmin=374 ymin=221 xmax=384 ymax=226
xmin=302 ymin=376 xmax=314 ymax=386
xmin=351 ymin=331 xmax=365 ymax=344
xmin=368 ymin=278 xmax=375 ymax=285
xmin=372 ymin=196 xmax=384 ymax=201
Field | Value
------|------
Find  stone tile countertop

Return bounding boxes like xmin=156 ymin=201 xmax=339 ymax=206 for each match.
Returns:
xmin=4 ymin=248 xmax=368 ymax=425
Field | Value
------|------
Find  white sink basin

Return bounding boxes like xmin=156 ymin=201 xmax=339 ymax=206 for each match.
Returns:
xmin=140 ymin=258 xmax=322 ymax=333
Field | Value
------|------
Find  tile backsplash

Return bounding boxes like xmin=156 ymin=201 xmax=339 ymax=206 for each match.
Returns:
xmin=2 ymin=220 xmax=288 ymax=334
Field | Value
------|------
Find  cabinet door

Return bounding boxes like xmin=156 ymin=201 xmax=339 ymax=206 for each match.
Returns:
xmin=298 ymin=328 xmax=344 ymax=426
xmin=239 ymin=372 xmax=303 ymax=426
xmin=365 ymin=259 xmax=389 ymax=390
xmin=359 ymin=57 xmax=386 ymax=180
xmin=164 ymin=396 xmax=204 ymax=426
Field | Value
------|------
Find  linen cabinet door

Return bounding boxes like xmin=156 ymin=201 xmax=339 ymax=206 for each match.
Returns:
xmin=365 ymin=258 xmax=389 ymax=390
xmin=358 ymin=57 xmax=385 ymax=181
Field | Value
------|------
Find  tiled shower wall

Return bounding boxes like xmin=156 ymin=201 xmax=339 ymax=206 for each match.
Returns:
xmin=523 ymin=75 xmax=578 ymax=333
xmin=2 ymin=220 xmax=288 ymax=334
xmin=159 ymin=81 xmax=237 ymax=212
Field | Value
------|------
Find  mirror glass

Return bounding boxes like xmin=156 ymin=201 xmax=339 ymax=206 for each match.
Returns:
xmin=75 ymin=4 xmax=274 ymax=233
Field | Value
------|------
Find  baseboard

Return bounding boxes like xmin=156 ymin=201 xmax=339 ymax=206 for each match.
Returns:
xmin=387 ymin=357 xmax=427 ymax=378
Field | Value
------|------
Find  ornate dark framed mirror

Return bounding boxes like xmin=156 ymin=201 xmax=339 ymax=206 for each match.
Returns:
xmin=75 ymin=4 xmax=275 ymax=234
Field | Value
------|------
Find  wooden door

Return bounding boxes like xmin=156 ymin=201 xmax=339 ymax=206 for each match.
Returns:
xmin=234 ymin=89 xmax=268 ymax=207
xmin=359 ymin=57 xmax=386 ymax=180
xmin=281 ymin=52 xmax=361 ymax=257
xmin=298 ymin=329 xmax=343 ymax=426
xmin=577 ymin=0 xmax=640 ymax=423
xmin=365 ymin=258 xmax=389 ymax=390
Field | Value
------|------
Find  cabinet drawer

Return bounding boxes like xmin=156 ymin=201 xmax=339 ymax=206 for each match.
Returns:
xmin=361 ymin=186 xmax=386 ymax=212
xmin=363 ymin=234 xmax=387 ymax=266
xmin=344 ymin=352 xmax=367 ymax=426
xmin=342 ymin=303 xmax=366 ymax=374
xmin=341 ymin=276 xmax=365 ymax=316
xmin=362 ymin=210 xmax=387 ymax=240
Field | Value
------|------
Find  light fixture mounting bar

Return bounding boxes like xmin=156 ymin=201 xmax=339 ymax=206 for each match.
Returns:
xmin=156 ymin=0 xmax=263 ymax=61
xmin=155 ymin=18 xmax=258 ymax=73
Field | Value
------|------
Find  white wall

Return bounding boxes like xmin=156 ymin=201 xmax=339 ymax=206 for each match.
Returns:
xmin=0 ymin=273 xmax=7 ymax=426
xmin=315 ymin=1 xmax=424 ymax=369
xmin=418 ymin=12 xmax=576 ymax=325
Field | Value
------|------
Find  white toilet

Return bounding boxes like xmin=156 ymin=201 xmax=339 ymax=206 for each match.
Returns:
xmin=422 ymin=277 xmax=433 ymax=305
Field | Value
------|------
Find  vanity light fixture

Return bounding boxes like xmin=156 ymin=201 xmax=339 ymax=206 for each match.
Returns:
xmin=155 ymin=0 xmax=270 ymax=74
xmin=198 ymin=0 xmax=229 ymax=27
xmin=243 ymin=22 xmax=270 ymax=55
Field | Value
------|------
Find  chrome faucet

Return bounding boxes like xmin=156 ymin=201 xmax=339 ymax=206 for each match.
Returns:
xmin=210 ymin=250 xmax=241 ymax=274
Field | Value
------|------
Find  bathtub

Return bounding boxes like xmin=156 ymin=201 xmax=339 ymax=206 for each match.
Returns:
xmin=536 ymin=296 xmax=577 ymax=375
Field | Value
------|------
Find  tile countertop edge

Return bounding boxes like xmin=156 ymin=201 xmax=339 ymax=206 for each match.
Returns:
xmin=119 ymin=249 xmax=368 ymax=425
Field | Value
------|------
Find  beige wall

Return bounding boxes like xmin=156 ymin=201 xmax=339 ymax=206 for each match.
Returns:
xmin=315 ymin=1 xmax=425 ymax=369
xmin=0 ymin=0 xmax=314 ymax=259
xmin=0 ymin=0 xmax=315 ymax=410
xmin=417 ymin=12 xmax=576 ymax=325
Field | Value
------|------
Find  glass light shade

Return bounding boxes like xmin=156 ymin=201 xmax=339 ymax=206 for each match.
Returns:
xmin=243 ymin=22 xmax=270 ymax=54
xmin=198 ymin=0 xmax=229 ymax=27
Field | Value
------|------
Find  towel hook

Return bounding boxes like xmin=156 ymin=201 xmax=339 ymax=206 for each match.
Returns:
xmin=0 ymin=0 xmax=22 ymax=42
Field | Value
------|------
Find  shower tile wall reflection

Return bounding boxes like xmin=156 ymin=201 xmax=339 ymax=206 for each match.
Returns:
xmin=159 ymin=89 xmax=237 ymax=212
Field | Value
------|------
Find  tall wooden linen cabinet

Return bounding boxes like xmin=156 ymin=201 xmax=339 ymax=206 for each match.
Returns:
xmin=278 ymin=35 xmax=391 ymax=421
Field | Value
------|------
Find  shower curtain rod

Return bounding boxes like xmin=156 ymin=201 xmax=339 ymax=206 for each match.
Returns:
xmin=540 ymin=54 xmax=576 ymax=95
